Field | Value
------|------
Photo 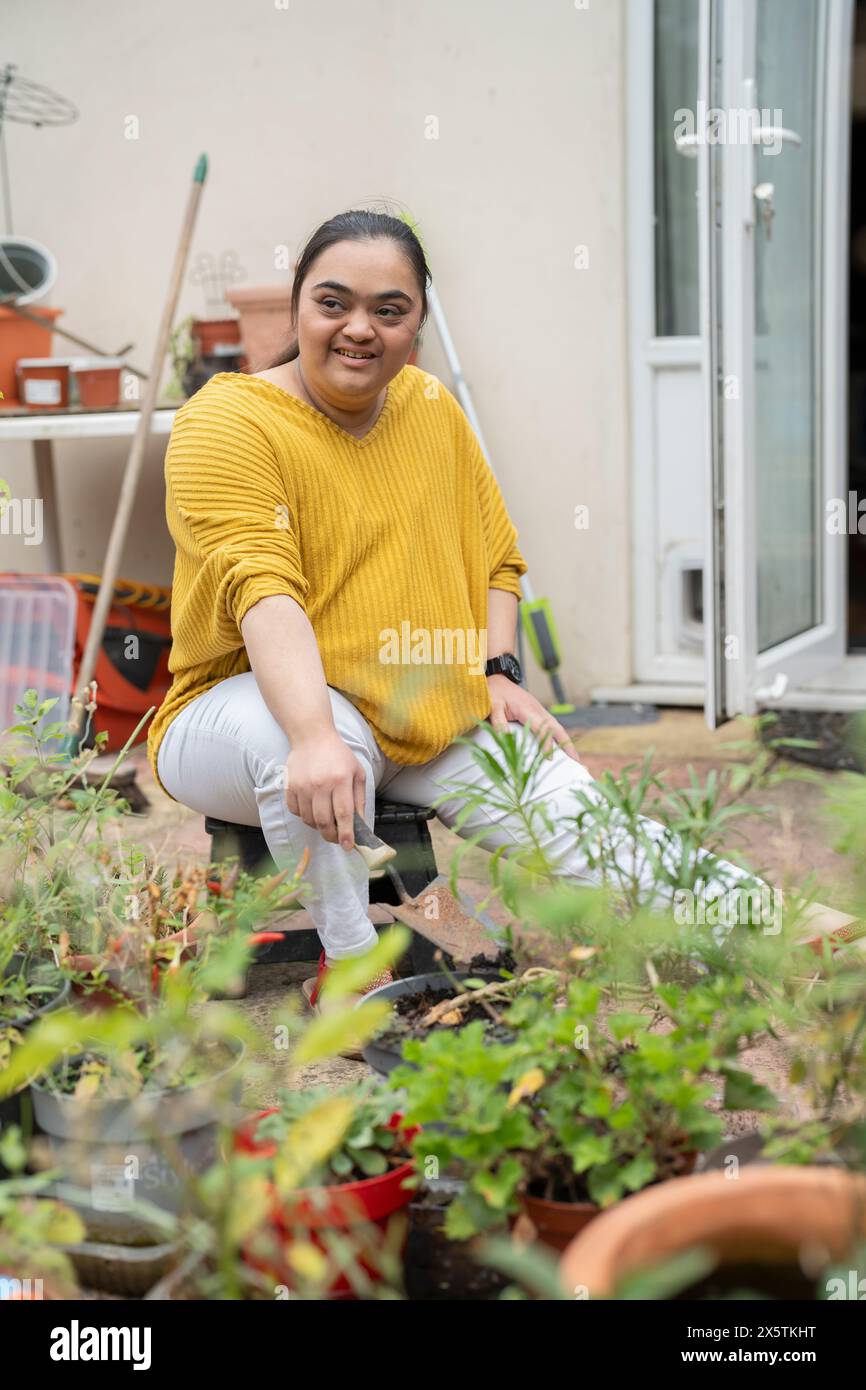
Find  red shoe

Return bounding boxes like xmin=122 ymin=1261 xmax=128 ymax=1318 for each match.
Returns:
xmin=301 ymin=950 xmax=393 ymax=1059
xmin=302 ymin=950 xmax=394 ymax=1007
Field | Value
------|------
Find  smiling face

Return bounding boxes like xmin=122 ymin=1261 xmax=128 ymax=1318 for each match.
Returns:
xmin=291 ymin=238 xmax=423 ymax=408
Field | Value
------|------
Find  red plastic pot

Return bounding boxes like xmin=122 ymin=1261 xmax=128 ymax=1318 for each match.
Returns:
xmin=235 ymin=1107 xmax=418 ymax=1297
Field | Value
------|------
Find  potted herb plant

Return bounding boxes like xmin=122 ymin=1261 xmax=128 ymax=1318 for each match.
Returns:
xmin=235 ymin=1079 xmax=418 ymax=1298
xmin=0 ymin=947 xmax=256 ymax=1226
xmin=389 ymin=970 xmax=776 ymax=1251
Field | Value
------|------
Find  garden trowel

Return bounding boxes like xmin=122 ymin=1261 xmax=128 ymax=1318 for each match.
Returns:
xmin=352 ymin=812 xmax=505 ymax=962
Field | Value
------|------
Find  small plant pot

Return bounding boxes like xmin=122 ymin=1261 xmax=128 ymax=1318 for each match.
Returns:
xmin=32 ymin=1039 xmax=244 ymax=1223
xmin=15 ymin=357 xmax=70 ymax=409
xmin=226 ymin=286 xmax=292 ymax=371
xmin=0 ymin=953 xmax=70 ymax=1163
xmin=0 ymin=304 xmax=62 ymax=402
xmin=2 ymin=952 xmax=71 ymax=1026
xmin=405 ymin=1179 xmax=510 ymax=1300
xmin=59 ymin=1235 xmax=183 ymax=1297
xmin=235 ymin=1107 xmax=417 ymax=1298
xmin=358 ymin=970 xmax=508 ymax=1076
xmin=70 ymin=356 xmax=124 ymax=408
xmin=515 ymin=1192 xmax=599 ymax=1253
xmin=192 ymin=317 xmax=241 ymax=357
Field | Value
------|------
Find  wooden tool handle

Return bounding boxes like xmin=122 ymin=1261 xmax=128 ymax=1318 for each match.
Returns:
xmin=352 ymin=813 xmax=397 ymax=870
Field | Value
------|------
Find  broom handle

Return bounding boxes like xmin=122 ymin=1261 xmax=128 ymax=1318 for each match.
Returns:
xmin=65 ymin=153 xmax=209 ymax=750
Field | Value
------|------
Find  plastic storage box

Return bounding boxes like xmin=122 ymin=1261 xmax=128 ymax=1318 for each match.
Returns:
xmin=0 ymin=574 xmax=77 ymax=734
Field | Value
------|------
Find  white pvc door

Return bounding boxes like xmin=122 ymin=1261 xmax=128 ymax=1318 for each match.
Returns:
xmin=701 ymin=0 xmax=853 ymax=724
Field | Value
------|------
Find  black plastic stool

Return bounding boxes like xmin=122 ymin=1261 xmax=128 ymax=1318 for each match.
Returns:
xmin=204 ymin=799 xmax=440 ymax=966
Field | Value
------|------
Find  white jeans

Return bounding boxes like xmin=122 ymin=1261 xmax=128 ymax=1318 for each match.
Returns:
xmin=156 ymin=672 xmax=766 ymax=959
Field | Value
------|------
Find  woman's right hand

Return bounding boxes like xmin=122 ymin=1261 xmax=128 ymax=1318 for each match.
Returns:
xmin=283 ymin=729 xmax=367 ymax=850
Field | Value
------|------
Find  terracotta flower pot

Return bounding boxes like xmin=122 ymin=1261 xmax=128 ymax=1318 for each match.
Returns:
xmin=192 ymin=318 xmax=241 ymax=357
xmin=516 ymin=1192 xmax=599 ymax=1252
xmin=514 ymin=1145 xmax=696 ymax=1254
xmin=559 ymin=1166 xmax=866 ymax=1300
xmin=0 ymin=305 xmax=63 ymax=403
xmin=226 ymin=286 xmax=293 ymax=372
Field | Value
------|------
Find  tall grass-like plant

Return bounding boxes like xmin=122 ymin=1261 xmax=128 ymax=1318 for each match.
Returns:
xmin=426 ymin=715 xmax=833 ymax=975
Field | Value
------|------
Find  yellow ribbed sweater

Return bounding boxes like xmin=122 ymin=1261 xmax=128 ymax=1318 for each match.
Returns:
xmin=146 ymin=363 xmax=528 ymax=800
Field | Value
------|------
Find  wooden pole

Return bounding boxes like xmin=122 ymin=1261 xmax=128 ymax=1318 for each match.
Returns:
xmin=64 ymin=153 xmax=208 ymax=753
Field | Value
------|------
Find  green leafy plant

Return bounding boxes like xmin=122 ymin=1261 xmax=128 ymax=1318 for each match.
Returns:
xmin=390 ymin=970 xmax=775 ymax=1239
xmin=165 ymin=313 xmax=196 ymax=401
xmin=255 ymin=1078 xmax=410 ymax=1186
xmin=0 ymin=692 xmax=309 ymax=1009
xmin=0 ymin=927 xmax=409 ymax=1299
xmin=0 ymin=1128 xmax=86 ymax=1299
xmin=0 ymin=690 xmax=152 ymax=958
xmin=759 ymin=956 xmax=866 ymax=1166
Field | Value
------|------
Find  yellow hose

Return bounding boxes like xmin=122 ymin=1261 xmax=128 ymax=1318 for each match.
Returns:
xmin=63 ymin=573 xmax=172 ymax=612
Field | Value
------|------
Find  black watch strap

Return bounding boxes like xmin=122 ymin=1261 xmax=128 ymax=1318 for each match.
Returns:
xmin=485 ymin=652 xmax=522 ymax=684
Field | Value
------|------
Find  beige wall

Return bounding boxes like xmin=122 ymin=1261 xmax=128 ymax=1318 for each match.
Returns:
xmin=1 ymin=0 xmax=632 ymax=699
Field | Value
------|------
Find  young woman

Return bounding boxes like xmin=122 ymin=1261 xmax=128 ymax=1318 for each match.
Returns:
xmin=147 ymin=209 xmax=767 ymax=1011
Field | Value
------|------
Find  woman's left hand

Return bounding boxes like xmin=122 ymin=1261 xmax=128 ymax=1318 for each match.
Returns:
xmin=486 ymin=674 xmax=583 ymax=763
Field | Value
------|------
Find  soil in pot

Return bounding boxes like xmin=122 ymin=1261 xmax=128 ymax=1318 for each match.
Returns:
xmin=362 ymin=969 xmax=517 ymax=1074
xmin=674 ymin=1259 xmax=818 ymax=1300
xmin=389 ymin=984 xmax=516 ymax=1045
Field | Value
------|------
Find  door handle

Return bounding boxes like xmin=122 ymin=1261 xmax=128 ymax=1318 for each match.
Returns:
xmin=751 ymin=125 xmax=803 ymax=150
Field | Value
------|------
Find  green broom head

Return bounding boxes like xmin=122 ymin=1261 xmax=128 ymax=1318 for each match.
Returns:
xmin=397 ymin=210 xmax=426 ymax=256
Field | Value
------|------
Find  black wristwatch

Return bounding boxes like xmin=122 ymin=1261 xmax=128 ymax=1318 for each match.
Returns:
xmin=485 ymin=652 xmax=522 ymax=685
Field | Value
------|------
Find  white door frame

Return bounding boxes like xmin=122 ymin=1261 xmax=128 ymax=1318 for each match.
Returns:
xmin=702 ymin=0 xmax=853 ymax=723
xmin=627 ymin=0 xmax=705 ymax=688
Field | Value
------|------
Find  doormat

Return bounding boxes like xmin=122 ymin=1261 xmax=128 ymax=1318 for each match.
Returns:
xmin=557 ymin=703 xmax=659 ymax=729
xmin=759 ymin=709 xmax=866 ymax=773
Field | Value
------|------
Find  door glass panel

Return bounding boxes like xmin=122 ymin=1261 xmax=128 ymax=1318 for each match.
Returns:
xmin=654 ymin=0 xmax=700 ymax=336
xmin=754 ymin=0 xmax=823 ymax=650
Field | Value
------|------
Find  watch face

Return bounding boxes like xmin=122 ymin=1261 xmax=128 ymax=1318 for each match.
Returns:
xmin=503 ymin=653 xmax=521 ymax=682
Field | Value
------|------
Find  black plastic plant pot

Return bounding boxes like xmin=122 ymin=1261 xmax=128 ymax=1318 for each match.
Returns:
xmin=31 ymin=1038 xmax=245 ymax=1230
xmin=405 ymin=1178 xmax=511 ymax=1301
xmin=358 ymin=970 xmax=506 ymax=1077
xmin=0 ymin=953 xmax=71 ymax=1165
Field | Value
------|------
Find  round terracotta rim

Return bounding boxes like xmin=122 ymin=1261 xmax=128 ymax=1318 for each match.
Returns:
xmin=559 ymin=1165 xmax=866 ymax=1299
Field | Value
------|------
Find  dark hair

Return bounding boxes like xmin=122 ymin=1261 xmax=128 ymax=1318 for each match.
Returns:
xmin=258 ymin=208 xmax=431 ymax=371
